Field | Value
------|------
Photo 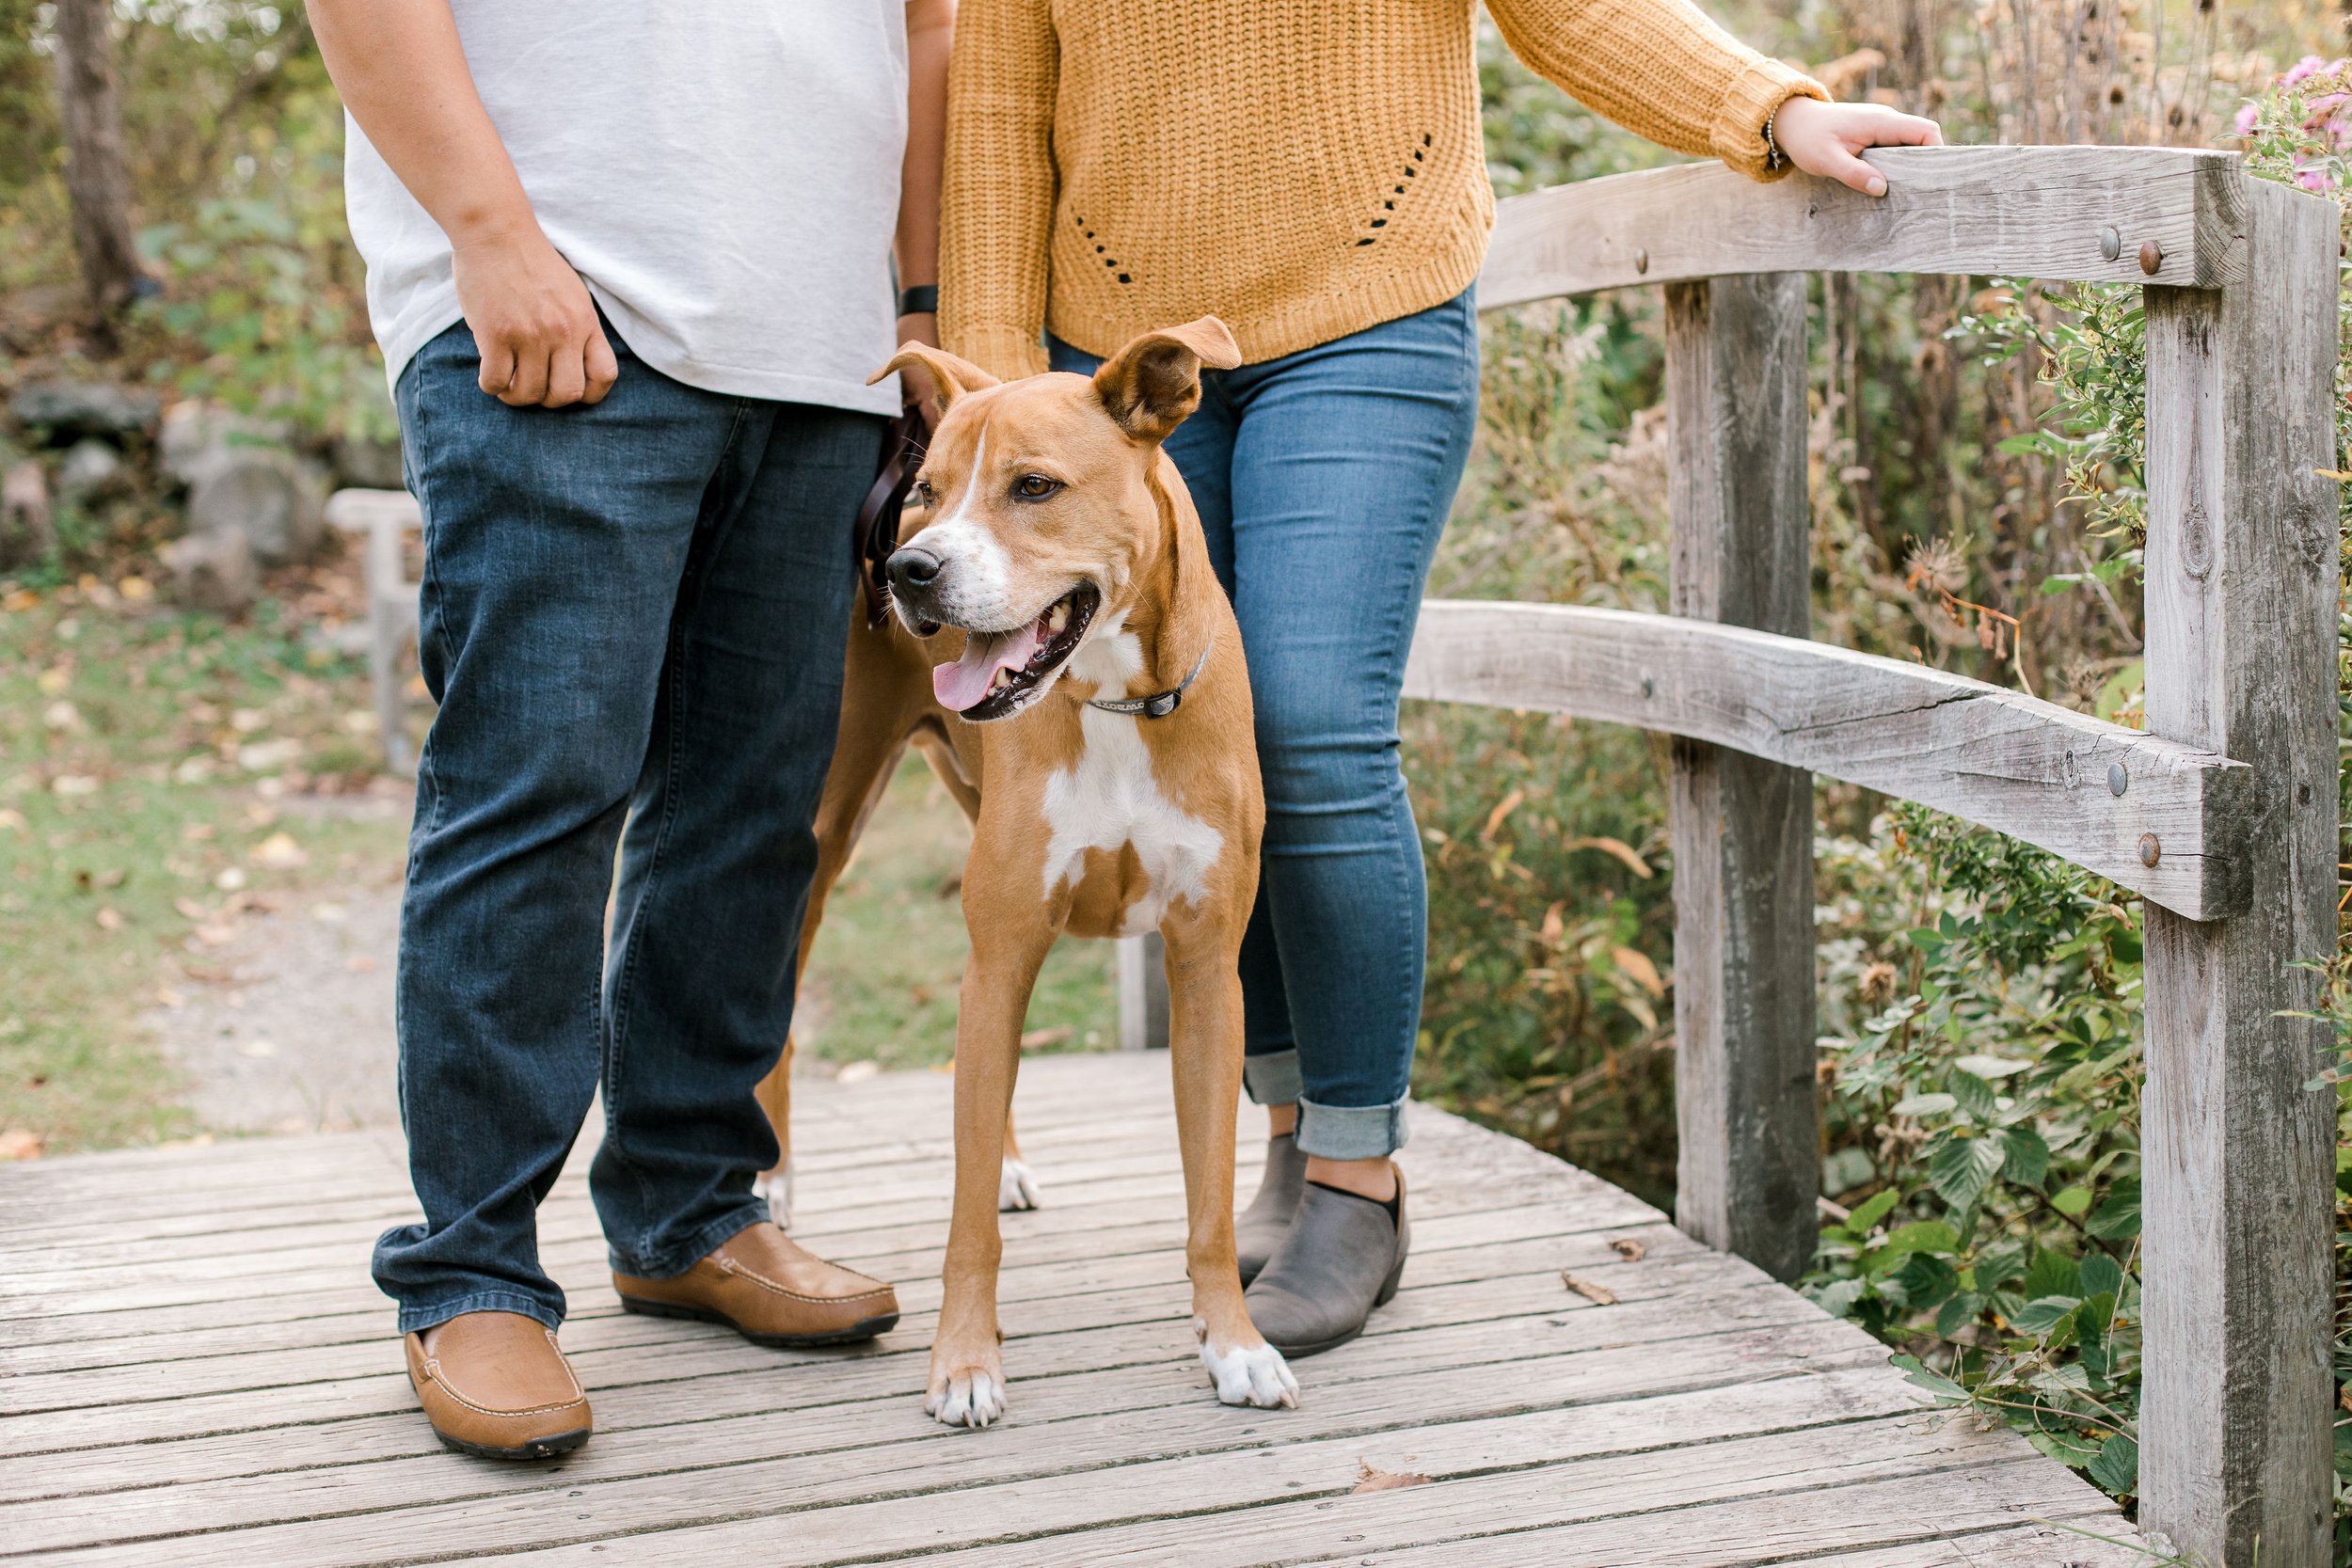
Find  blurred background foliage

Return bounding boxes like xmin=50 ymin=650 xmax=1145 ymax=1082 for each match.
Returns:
xmin=4 ymin=0 xmax=2352 ymax=1538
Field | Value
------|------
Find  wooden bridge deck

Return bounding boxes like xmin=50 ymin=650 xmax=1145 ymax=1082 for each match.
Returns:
xmin=0 ymin=1053 xmax=2146 ymax=1566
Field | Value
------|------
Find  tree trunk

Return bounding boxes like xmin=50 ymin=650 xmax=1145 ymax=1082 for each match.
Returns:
xmin=51 ymin=0 xmax=144 ymax=332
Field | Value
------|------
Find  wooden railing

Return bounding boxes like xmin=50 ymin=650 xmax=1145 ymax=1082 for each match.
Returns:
xmin=1418 ymin=144 xmax=2335 ymax=1568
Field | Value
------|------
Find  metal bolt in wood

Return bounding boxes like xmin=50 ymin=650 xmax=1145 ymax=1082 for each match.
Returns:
xmin=2138 ymin=238 xmax=2164 ymax=275
xmin=2108 ymin=762 xmax=2128 ymax=796
xmin=2100 ymin=227 xmax=2122 ymax=261
xmin=1634 ymin=248 xmax=1649 ymax=275
xmin=2138 ymin=832 xmax=2161 ymax=867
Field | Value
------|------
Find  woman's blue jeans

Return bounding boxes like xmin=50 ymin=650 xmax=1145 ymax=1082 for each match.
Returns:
xmin=373 ymin=323 xmax=880 ymax=1333
xmin=1050 ymin=290 xmax=1479 ymax=1160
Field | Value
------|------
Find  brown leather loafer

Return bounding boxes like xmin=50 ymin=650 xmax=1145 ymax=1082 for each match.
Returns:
xmin=404 ymin=1311 xmax=592 ymax=1460
xmin=613 ymin=1221 xmax=898 ymax=1347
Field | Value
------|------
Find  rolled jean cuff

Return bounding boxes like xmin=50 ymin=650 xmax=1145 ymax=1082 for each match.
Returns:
xmin=395 ymin=1289 xmax=564 ymax=1337
xmin=1242 ymin=1048 xmax=1304 ymax=1106
xmin=607 ymin=1202 xmax=771 ymax=1283
xmin=1295 ymin=1094 xmax=1412 ymax=1161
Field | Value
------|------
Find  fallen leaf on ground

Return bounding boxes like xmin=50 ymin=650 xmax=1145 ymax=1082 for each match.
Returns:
xmin=1608 ymin=1237 xmax=1646 ymax=1262
xmin=235 ymin=1039 xmax=278 ymax=1059
xmin=250 ymin=832 xmax=308 ymax=869
xmin=0 ymin=809 xmax=23 ymax=834
xmin=1353 ymin=1461 xmax=1430 ymax=1494
xmin=94 ymin=907 xmax=123 ymax=931
xmin=0 ymin=1130 xmax=43 ymax=1161
xmin=1020 ymin=1026 xmax=1073 ymax=1050
xmin=836 ymin=1061 xmax=880 ymax=1084
xmin=1561 ymin=1270 xmax=1618 ymax=1306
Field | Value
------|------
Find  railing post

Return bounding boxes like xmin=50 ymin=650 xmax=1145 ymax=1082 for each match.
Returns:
xmin=1663 ymin=272 xmax=1818 ymax=1283
xmin=1117 ymin=932 xmax=1169 ymax=1051
xmin=2138 ymin=177 xmax=2339 ymax=1568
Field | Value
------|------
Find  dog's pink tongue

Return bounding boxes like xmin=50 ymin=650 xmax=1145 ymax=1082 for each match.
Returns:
xmin=934 ymin=622 xmax=1041 ymax=711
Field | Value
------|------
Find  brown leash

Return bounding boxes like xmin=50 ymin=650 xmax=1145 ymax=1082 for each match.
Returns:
xmin=855 ymin=405 xmax=926 ymax=627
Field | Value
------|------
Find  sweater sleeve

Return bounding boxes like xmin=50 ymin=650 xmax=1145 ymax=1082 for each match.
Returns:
xmin=1486 ymin=0 xmax=1827 ymax=182
xmin=940 ymin=0 xmax=1057 ymax=380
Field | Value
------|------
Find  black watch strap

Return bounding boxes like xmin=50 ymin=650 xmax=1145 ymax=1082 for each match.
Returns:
xmin=898 ymin=284 xmax=939 ymax=317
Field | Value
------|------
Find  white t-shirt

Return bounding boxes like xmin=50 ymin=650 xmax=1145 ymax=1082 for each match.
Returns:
xmin=345 ymin=3 xmax=909 ymax=415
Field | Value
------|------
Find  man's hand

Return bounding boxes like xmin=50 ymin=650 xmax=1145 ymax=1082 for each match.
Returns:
xmin=1772 ymin=97 xmax=1943 ymax=197
xmin=452 ymin=227 xmax=619 ymax=408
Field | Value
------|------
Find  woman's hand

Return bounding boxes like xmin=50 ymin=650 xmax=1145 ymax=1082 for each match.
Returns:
xmin=1772 ymin=97 xmax=1943 ymax=197
xmin=451 ymin=224 xmax=619 ymax=408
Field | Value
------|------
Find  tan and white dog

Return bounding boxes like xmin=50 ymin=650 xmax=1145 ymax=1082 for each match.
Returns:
xmin=753 ymin=317 xmax=1298 ymax=1426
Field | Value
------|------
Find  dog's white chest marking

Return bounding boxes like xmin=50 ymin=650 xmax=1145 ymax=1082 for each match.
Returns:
xmin=1042 ymin=613 xmax=1223 ymax=933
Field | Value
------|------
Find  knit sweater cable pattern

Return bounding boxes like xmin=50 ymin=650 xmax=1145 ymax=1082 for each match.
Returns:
xmin=941 ymin=0 xmax=1828 ymax=381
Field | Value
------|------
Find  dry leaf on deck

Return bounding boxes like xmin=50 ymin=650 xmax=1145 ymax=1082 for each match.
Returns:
xmin=1020 ymin=1026 xmax=1073 ymax=1050
xmin=1560 ymin=1269 xmax=1618 ymax=1306
xmin=1353 ymin=1461 xmax=1431 ymax=1494
xmin=0 ymin=1130 xmax=44 ymax=1161
xmin=1608 ymin=1237 xmax=1646 ymax=1262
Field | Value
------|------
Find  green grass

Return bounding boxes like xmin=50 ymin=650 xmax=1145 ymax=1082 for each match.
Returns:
xmin=0 ymin=574 xmax=1117 ymax=1154
xmin=799 ymin=753 xmax=1116 ymax=1072
xmin=0 ymin=575 xmax=406 ymax=1154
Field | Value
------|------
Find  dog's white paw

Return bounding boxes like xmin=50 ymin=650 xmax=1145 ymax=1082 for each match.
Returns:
xmin=926 ymin=1370 xmax=1009 ymax=1429
xmin=1199 ymin=1334 xmax=1299 ymax=1410
xmin=997 ymin=1156 xmax=1041 ymax=1212
xmin=753 ymin=1161 xmax=794 ymax=1230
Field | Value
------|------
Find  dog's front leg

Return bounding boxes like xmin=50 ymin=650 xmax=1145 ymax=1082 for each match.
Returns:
xmin=928 ymin=918 xmax=1052 ymax=1429
xmin=1163 ymin=911 xmax=1299 ymax=1411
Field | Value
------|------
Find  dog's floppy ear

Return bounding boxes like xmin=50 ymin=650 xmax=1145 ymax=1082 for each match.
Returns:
xmin=1091 ymin=317 xmax=1242 ymax=442
xmin=869 ymin=342 xmax=999 ymax=416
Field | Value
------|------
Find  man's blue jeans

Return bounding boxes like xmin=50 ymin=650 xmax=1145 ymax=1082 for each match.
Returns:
xmin=1050 ymin=290 xmax=1479 ymax=1160
xmin=373 ymin=323 xmax=881 ymax=1333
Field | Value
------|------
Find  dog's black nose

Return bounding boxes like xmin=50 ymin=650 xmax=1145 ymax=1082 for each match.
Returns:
xmin=887 ymin=546 xmax=943 ymax=593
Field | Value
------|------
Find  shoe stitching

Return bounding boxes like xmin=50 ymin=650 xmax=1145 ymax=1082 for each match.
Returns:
xmin=718 ymin=1256 xmax=897 ymax=1305
xmin=421 ymin=1360 xmax=588 ymax=1419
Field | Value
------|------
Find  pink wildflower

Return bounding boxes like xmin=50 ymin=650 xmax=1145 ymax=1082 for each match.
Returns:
xmin=2296 ymin=165 xmax=2337 ymax=192
xmin=2234 ymin=103 xmax=2261 ymax=135
xmin=2284 ymin=55 xmax=2329 ymax=87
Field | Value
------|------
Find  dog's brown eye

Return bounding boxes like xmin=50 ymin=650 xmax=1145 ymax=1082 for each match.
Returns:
xmin=1013 ymin=474 xmax=1063 ymax=500
xmin=914 ymin=477 xmax=936 ymax=504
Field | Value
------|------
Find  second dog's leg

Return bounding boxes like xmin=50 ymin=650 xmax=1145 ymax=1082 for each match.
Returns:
xmin=1163 ymin=916 xmax=1298 ymax=1410
xmin=928 ymin=921 xmax=1052 ymax=1428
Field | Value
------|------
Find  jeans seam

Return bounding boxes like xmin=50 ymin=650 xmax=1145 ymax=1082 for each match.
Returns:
xmin=600 ymin=404 xmax=752 ymax=1262
xmin=612 ymin=1202 xmax=767 ymax=1281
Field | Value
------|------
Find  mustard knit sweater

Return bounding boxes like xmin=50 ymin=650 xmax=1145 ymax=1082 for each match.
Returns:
xmin=940 ymin=1 xmax=1826 ymax=381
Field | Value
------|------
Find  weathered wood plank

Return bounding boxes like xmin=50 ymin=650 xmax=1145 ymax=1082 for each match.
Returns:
xmin=2137 ymin=178 xmax=2341 ymax=1568
xmin=440 ymin=1418 xmax=2037 ymax=1568
xmin=0 ymin=1254 xmax=1779 ymax=1456
xmin=1479 ymin=145 xmax=2249 ymax=307
xmin=1663 ymin=273 xmax=1818 ymax=1285
xmin=1403 ymin=600 xmax=2253 ymax=919
xmin=0 ymin=1281 xmax=1820 ymax=1508
xmin=4 ymin=1324 xmax=1883 ymax=1558
xmin=0 ymin=1220 xmax=1697 ymax=1417
xmin=1282 ymin=1471 xmax=2137 ymax=1568
xmin=0 ymin=1199 xmax=1662 ymax=1391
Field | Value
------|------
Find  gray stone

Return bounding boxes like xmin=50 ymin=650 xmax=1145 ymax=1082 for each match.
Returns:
xmin=161 ymin=527 xmax=257 ymax=614
xmin=11 ymin=381 xmax=161 ymax=442
xmin=56 ymin=438 xmax=123 ymax=499
xmin=185 ymin=448 xmax=326 ymax=567
xmin=158 ymin=401 xmax=294 ymax=488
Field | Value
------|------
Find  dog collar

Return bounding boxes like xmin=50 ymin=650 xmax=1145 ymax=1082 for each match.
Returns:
xmin=1086 ymin=637 xmax=1212 ymax=720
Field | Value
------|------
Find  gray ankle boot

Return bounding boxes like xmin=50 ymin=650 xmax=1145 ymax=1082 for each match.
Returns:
xmin=1242 ymin=1171 xmax=1408 ymax=1357
xmin=1234 ymin=1132 xmax=1307 ymax=1285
